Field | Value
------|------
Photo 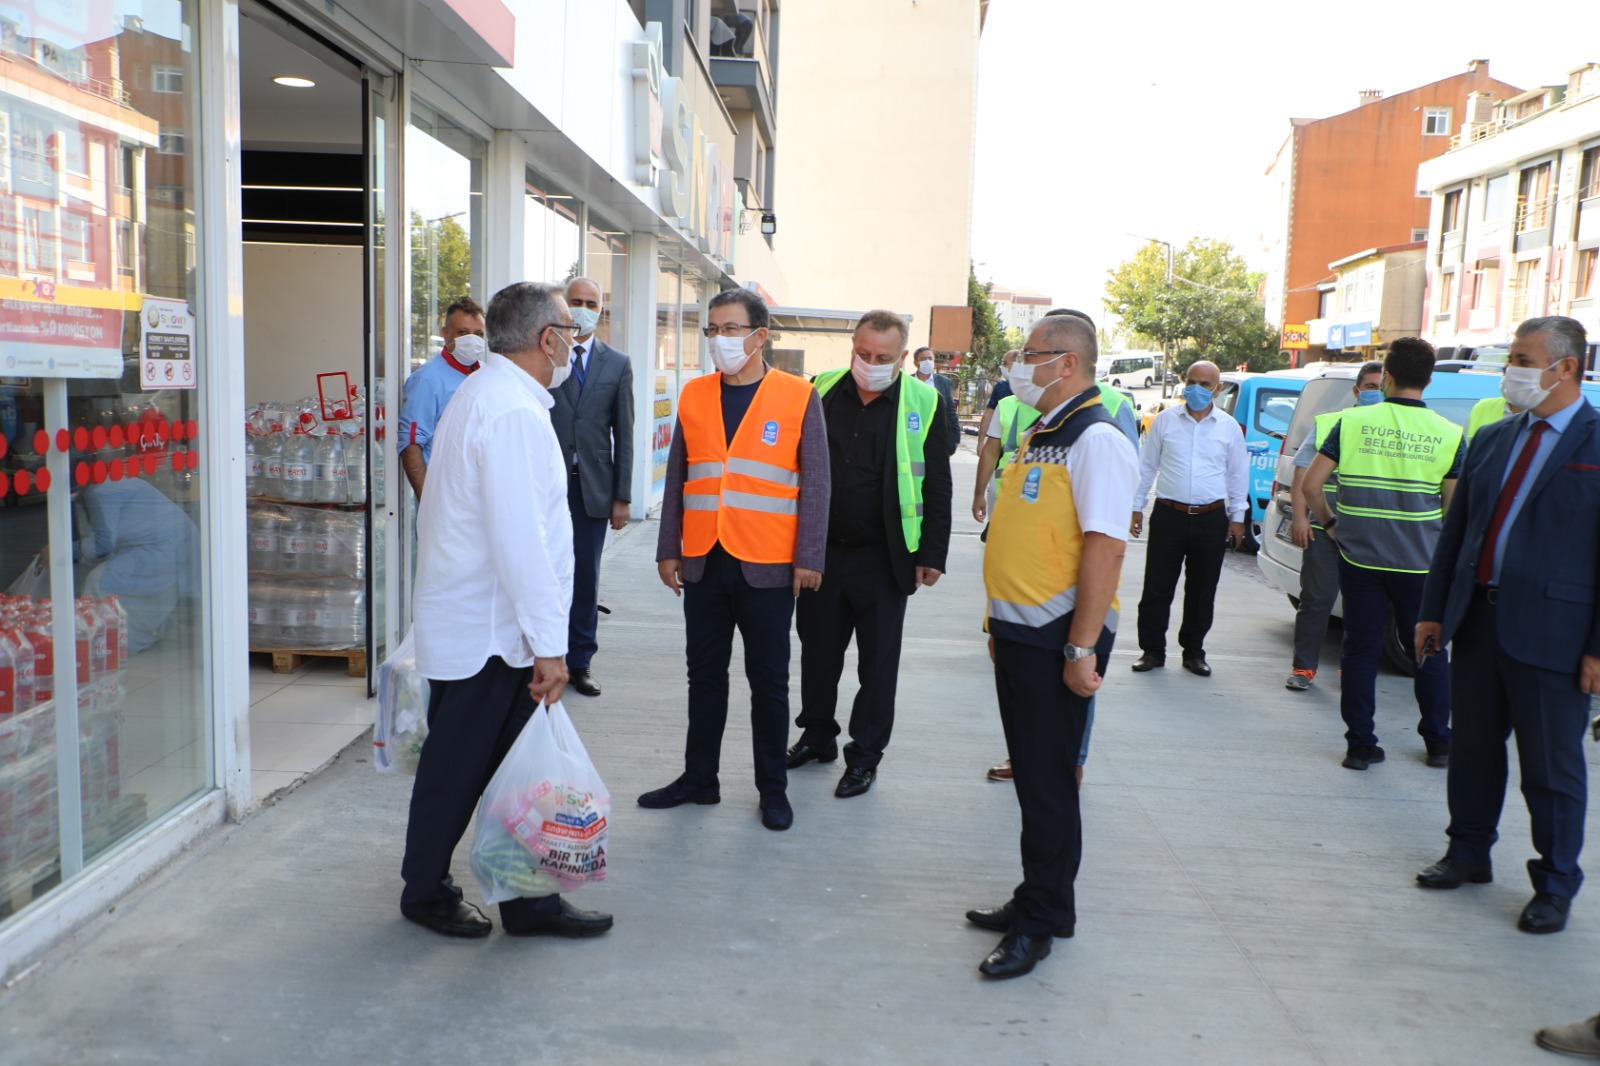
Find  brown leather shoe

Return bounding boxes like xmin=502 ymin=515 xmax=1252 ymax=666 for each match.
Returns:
xmin=986 ymin=759 xmax=1012 ymax=782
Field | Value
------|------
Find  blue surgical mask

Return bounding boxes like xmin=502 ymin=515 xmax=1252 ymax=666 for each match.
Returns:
xmin=1182 ymin=383 xmax=1214 ymax=411
xmin=1356 ymin=389 xmax=1384 ymax=406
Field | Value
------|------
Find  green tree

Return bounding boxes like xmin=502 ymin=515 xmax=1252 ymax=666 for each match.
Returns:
xmin=966 ymin=265 xmax=1004 ymax=374
xmin=1104 ymin=238 xmax=1280 ymax=377
xmin=410 ymin=211 xmax=474 ymax=355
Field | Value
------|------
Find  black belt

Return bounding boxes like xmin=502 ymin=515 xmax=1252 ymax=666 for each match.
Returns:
xmin=1475 ymin=586 xmax=1500 ymax=605
xmin=1156 ymin=498 xmax=1225 ymax=515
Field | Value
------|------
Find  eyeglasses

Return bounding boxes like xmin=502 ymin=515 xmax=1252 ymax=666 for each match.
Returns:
xmin=1018 ymin=349 xmax=1073 ymax=361
xmin=703 ymin=323 xmax=757 ymax=338
xmin=544 ymin=323 xmax=577 ymax=334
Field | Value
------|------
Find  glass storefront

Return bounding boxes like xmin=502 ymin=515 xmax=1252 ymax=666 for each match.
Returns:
xmin=524 ymin=170 xmax=580 ymax=287
xmin=1 ymin=0 xmax=208 ymax=914
xmin=405 ymin=100 xmax=483 ymax=378
xmin=584 ymin=213 xmax=628 ymax=348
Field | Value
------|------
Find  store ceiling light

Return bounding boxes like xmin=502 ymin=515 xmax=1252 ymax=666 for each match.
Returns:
xmin=273 ymin=75 xmax=316 ymax=88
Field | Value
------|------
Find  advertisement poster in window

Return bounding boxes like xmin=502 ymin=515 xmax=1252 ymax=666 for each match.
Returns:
xmin=651 ymin=374 xmax=672 ymax=499
xmin=139 ymin=295 xmax=195 ymax=389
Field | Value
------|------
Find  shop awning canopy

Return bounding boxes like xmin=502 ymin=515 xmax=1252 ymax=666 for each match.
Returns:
xmin=766 ymin=306 xmax=914 ymax=335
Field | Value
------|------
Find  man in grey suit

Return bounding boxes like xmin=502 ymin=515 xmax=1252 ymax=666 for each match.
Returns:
xmin=549 ymin=276 xmax=635 ymax=698
xmin=913 ymin=346 xmax=961 ymax=456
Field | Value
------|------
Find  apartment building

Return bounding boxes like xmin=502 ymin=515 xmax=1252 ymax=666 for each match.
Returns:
xmin=988 ymin=283 xmax=1053 ymax=334
xmin=1418 ymin=64 xmax=1600 ymax=362
xmin=1304 ymin=241 xmax=1427 ymax=361
xmin=1262 ymin=60 xmax=1522 ymax=338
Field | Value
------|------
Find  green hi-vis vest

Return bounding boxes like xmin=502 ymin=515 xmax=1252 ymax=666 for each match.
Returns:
xmin=1307 ymin=410 xmax=1344 ymax=531
xmin=1334 ymin=402 xmax=1463 ymax=573
xmin=1464 ymin=395 xmax=1508 ymax=443
xmin=998 ymin=384 xmax=1127 ymax=472
xmin=814 ymin=368 xmax=940 ymax=552
xmin=984 ymin=390 xmax=1118 ymax=650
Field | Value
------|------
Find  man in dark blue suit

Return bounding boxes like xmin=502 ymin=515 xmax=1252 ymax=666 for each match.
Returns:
xmin=1414 ymin=316 xmax=1600 ymax=935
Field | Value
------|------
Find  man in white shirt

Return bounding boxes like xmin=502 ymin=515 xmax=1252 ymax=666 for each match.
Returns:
xmin=1128 ymin=360 xmax=1248 ymax=677
xmin=399 ymin=281 xmax=613 ymax=941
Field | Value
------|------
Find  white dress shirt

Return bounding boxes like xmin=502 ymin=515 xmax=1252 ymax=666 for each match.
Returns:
xmin=413 ymin=351 xmax=574 ymax=680
xmin=1033 ymin=396 xmax=1141 ymax=542
xmin=1133 ymin=402 xmax=1249 ymax=520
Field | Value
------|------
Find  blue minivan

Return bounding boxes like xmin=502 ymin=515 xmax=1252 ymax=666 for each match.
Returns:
xmin=1215 ymin=368 xmax=1325 ymax=550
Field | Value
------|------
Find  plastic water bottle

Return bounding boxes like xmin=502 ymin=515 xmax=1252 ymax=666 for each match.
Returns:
xmin=279 ymin=506 xmax=318 ymax=574
xmin=313 ymin=427 xmax=348 ymax=504
xmin=248 ymin=502 xmax=282 ymax=571
xmin=323 ymin=578 xmax=365 ymax=649
xmin=95 ymin=599 xmax=125 ymax=675
xmin=24 ymin=608 xmax=53 ymax=705
xmin=245 ymin=423 xmax=262 ymax=497
xmin=281 ymin=414 xmax=317 ymax=502
xmin=344 ymin=425 xmax=367 ymax=504
xmin=247 ymin=578 xmax=277 ymax=646
xmin=76 ymin=599 xmax=106 ymax=683
xmin=0 ymin=627 xmax=17 ymax=715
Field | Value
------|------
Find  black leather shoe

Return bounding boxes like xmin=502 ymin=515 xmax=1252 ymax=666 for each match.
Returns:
xmin=401 ymin=899 xmax=492 ymax=939
xmin=835 ymin=766 xmax=876 ymax=798
xmin=1518 ymin=892 xmax=1571 ymax=934
xmin=759 ymin=792 xmax=793 ymax=831
xmin=503 ymin=898 xmax=613 ymax=938
xmin=1341 ymin=745 xmax=1386 ymax=771
xmin=568 ymin=669 xmax=601 ymax=697
xmin=1425 ymin=741 xmax=1449 ymax=769
xmin=637 ymin=776 xmax=721 ymax=808
xmin=978 ymin=932 xmax=1053 ymax=979
xmin=1181 ymin=654 xmax=1211 ymax=677
xmin=1131 ymin=653 xmax=1165 ymax=672
xmin=1415 ymin=856 xmax=1493 ymax=889
xmin=785 ymin=740 xmax=839 ymax=769
xmin=964 ymin=899 xmax=1074 ymax=938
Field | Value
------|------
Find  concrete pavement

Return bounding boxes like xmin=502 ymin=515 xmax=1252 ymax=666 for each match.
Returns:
xmin=2 ymin=447 xmax=1597 ymax=1065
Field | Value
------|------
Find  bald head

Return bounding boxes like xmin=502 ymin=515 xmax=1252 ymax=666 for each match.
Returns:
xmin=1184 ymin=360 xmax=1221 ymax=388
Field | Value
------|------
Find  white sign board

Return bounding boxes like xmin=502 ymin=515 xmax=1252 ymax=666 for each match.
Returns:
xmin=139 ymin=297 xmax=196 ymax=390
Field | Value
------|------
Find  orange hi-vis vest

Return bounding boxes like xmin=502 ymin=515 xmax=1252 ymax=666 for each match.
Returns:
xmin=679 ymin=368 xmax=812 ymax=563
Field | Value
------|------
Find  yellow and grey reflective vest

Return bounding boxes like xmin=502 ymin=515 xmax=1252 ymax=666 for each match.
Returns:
xmin=984 ymin=389 xmax=1118 ymax=649
xmin=1307 ymin=410 xmax=1343 ymax=531
xmin=814 ymin=368 xmax=940 ymax=552
xmin=1464 ymin=395 xmax=1508 ymax=443
xmin=1333 ymin=401 xmax=1462 ymax=573
xmin=998 ymin=384 xmax=1127 ymax=472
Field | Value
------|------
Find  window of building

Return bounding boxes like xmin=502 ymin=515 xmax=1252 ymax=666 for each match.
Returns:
xmin=1580 ymin=146 xmax=1600 ymax=202
xmin=524 ymin=170 xmax=582 ymax=286
xmin=1423 ymin=107 xmax=1452 ymax=136
xmin=0 ymin=110 xmax=8 ymax=190
xmin=1317 ymin=289 xmax=1334 ymax=318
xmin=22 ymin=204 xmax=57 ymax=271
xmin=158 ymin=125 xmax=185 ymax=156
xmin=584 ymin=213 xmax=630 ymax=348
xmin=60 ymin=125 xmax=87 ymax=175
xmin=1411 ymin=228 xmax=1429 ymax=242
xmin=1437 ymin=271 xmax=1457 ymax=317
xmin=1577 ymin=248 xmax=1599 ymax=301
xmin=152 ymin=64 xmax=183 ymax=93
xmin=61 ymin=212 xmax=91 ymax=262
xmin=1483 ymin=174 xmax=1508 ymax=221
xmin=1441 ymin=189 xmax=1463 ymax=233
xmin=1360 ymin=268 xmax=1378 ymax=309
xmin=1339 ymin=279 xmax=1356 ymax=312
xmin=1517 ymin=161 xmax=1553 ymax=232
xmin=1470 ymin=257 xmax=1501 ymax=309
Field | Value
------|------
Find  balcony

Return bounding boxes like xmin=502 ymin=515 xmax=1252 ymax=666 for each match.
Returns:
xmin=710 ymin=7 xmax=775 ymax=146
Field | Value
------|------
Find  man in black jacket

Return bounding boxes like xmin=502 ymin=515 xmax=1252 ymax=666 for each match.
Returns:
xmin=786 ymin=310 xmax=954 ymax=797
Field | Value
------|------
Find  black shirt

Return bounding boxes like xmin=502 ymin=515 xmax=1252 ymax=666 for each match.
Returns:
xmin=987 ymin=379 xmax=1012 ymax=409
xmin=822 ymin=373 xmax=895 ymax=546
xmin=720 ymin=378 xmax=762 ymax=446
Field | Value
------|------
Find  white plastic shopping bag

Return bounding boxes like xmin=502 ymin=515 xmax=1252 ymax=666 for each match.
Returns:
xmin=470 ymin=700 xmax=610 ymax=905
xmin=374 ymin=629 xmax=430 ymax=773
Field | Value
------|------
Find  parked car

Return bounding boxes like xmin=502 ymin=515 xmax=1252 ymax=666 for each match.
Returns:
xmin=1213 ymin=367 xmax=1326 ymax=551
xmin=1256 ymin=364 xmax=1600 ymax=673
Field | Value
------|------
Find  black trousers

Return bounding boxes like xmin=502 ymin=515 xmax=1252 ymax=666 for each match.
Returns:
xmin=400 ymin=656 xmax=558 ymax=924
xmin=682 ymin=545 xmax=795 ymax=795
xmin=993 ymin=627 xmax=1111 ymax=937
xmin=795 ymin=542 xmax=908 ymax=768
xmin=1445 ymin=595 xmax=1590 ymax=899
xmin=566 ymin=472 xmax=609 ymax=672
xmin=1136 ymin=504 xmax=1228 ymax=657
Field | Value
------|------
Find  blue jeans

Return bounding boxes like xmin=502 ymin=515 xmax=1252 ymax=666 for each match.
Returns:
xmin=1335 ymin=556 xmax=1450 ymax=750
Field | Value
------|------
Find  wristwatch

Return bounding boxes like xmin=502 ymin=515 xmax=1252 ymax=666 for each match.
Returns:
xmin=1063 ymin=643 xmax=1096 ymax=662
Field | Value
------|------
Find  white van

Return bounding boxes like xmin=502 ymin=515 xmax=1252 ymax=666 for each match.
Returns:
xmin=1096 ymin=352 xmax=1158 ymax=389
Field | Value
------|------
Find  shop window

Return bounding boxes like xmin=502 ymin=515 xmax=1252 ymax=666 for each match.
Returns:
xmin=1423 ymin=107 xmax=1452 ymax=136
xmin=408 ymin=100 xmax=486 ymax=373
xmin=524 ymin=169 xmax=581 ymax=286
xmin=584 ymin=214 xmax=630 ymax=347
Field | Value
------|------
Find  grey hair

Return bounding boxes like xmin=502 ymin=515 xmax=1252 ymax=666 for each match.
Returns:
xmin=486 ymin=281 xmax=567 ymax=356
xmin=1029 ymin=313 xmax=1098 ymax=368
xmin=566 ymin=276 xmax=603 ymax=305
xmin=1515 ymin=316 xmax=1588 ymax=361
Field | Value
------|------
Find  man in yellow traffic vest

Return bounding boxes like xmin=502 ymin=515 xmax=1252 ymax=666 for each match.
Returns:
xmin=1284 ymin=361 xmax=1383 ymax=692
xmin=1464 ymin=393 xmax=1525 ymax=449
xmin=1303 ymin=338 xmax=1463 ymax=771
xmin=963 ymin=313 xmax=1138 ymax=979
xmin=785 ymin=310 xmax=953 ymax=798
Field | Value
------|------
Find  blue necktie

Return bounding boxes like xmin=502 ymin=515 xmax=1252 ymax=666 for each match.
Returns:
xmin=573 ymin=345 xmax=587 ymax=392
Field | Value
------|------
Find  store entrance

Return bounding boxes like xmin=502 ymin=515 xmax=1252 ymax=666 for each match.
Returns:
xmin=237 ymin=3 xmax=382 ymax=728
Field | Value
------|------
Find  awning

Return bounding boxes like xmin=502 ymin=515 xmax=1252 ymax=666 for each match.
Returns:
xmin=765 ymin=306 xmax=915 ymax=336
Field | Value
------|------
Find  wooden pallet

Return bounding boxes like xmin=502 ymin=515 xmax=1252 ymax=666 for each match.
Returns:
xmin=252 ymin=645 xmax=367 ymax=678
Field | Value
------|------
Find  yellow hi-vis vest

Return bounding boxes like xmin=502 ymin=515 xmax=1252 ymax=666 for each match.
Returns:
xmin=1333 ymin=401 xmax=1462 ymax=572
xmin=1306 ymin=409 xmax=1344 ymax=531
xmin=1464 ymin=395 xmax=1509 ymax=443
xmin=813 ymin=368 xmax=939 ymax=552
xmin=984 ymin=389 xmax=1119 ymax=649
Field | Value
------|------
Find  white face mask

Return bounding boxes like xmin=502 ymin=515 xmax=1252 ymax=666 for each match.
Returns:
xmin=918 ymin=359 xmax=935 ymax=377
xmin=544 ymin=331 xmax=572 ymax=389
xmin=450 ymin=333 xmax=486 ymax=365
xmin=569 ymin=306 xmax=601 ymax=337
xmin=1006 ymin=354 xmax=1064 ymax=409
xmin=1501 ymin=360 xmax=1564 ymax=411
xmin=709 ymin=334 xmax=754 ymax=375
xmin=852 ymin=355 xmax=900 ymax=393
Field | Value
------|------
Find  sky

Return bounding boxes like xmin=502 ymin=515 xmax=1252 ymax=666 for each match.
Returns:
xmin=969 ymin=0 xmax=1597 ymax=324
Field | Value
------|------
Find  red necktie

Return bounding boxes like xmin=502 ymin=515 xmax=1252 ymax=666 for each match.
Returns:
xmin=1475 ymin=420 xmax=1547 ymax=586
